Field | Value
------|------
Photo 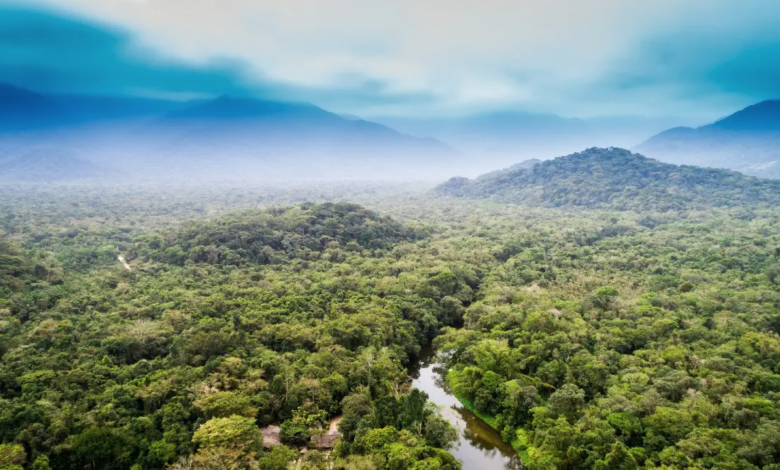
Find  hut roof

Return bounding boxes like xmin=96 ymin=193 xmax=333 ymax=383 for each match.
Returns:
xmin=310 ymin=432 xmax=340 ymax=449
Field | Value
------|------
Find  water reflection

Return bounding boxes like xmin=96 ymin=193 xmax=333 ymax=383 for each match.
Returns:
xmin=410 ymin=347 xmax=524 ymax=470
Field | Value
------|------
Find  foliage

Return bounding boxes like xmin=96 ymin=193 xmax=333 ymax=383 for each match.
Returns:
xmin=192 ymin=416 xmax=262 ymax=455
xmin=434 ymin=195 xmax=780 ymax=469
xmin=0 ymin=444 xmax=26 ymax=470
xmin=3 ymin=181 xmax=780 ymax=470
xmin=140 ymin=202 xmax=427 ymax=267
xmin=0 ymin=195 xmax=463 ymax=469
xmin=436 ymin=147 xmax=780 ymax=210
xmin=256 ymin=446 xmax=298 ymax=470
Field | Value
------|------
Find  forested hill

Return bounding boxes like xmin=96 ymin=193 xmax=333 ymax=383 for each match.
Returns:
xmin=137 ymin=202 xmax=427 ymax=266
xmin=436 ymin=147 xmax=780 ymax=210
xmin=0 ymin=200 xmax=467 ymax=470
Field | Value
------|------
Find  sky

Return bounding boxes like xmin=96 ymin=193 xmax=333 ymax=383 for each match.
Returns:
xmin=3 ymin=0 xmax=780 ymax=122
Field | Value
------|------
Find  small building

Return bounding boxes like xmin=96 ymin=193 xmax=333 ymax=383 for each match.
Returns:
xmin=310 ymin=432 xmax=340 ymax=449
xmin=310 ymin=415 xmax=342 ymax=449
xmin=262 ymin=416 xmax=342 ymax=449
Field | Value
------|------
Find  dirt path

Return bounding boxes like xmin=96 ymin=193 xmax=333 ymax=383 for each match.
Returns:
xmin=118 ymin=255 xmax=131 ymax=271
xmin=328 ymin=415 xmax=342 ymax=433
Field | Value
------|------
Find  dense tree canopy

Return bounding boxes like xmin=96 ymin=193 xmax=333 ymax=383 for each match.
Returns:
xmin=2 ymin=179 xmax=780 ymax=470
xmin=436 ymin=202 xmax=780 ymax=470
xmin=0 ymin=196 xmax=465 ymax=470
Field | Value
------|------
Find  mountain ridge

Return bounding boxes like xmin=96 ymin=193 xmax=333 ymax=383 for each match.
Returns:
xmin=0 ymin=148 xmax=107 ymax=182
xmin=436 ymin=147 xmax=780 ymax=210
xmin=710 ymin=99 xmax=780 ymax=131
xmin=637 ymin=99 xmax=780 ymax=179
xmin=164 ymin=95 xmax=333 ymax=121
xmin=0 ymin=83 xmax=456 ymax=181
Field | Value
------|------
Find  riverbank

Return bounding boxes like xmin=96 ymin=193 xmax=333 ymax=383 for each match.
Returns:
xmin=412 ymin=347 xmax=523 ymax=469
xmin=444 ymin=370 xmax=531 ymax=464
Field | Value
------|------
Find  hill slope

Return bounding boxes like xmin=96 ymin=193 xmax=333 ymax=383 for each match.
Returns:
xmin=637 ymin=100 xmax=780 ymax=179
xmin=0 ymin=82 xmax=183 ymax=132
xmin=0 ymin=85 xmax=457 ymax=181
xmin=139 ymin=202 xmax=426 ymax=266
xmin=710 ymin=99 xmax=780 ymax=131
xmin=126 ymin=95 xmax=456 ymax=180
xmin=156 ymin=95 xmax=451 ymax=153
xmin=436 ymin=147 xmax=780 ymax=210
xmin=0 ymin=148 xmax=106 ymax=182
xmin=0 ymin=83 xmax=61 ymax=130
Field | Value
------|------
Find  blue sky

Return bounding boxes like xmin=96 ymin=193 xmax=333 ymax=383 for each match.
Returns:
xmin=3 ymin=0 xmax=780 ymax=123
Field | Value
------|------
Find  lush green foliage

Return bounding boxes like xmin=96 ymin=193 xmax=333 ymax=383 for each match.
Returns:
xmin=139 ymin=202 xmax=426 ymax=266
xmin=0 ymin=196 xmax=463 ymax=470
xmin=3 ymin=180 xmax=780 ymax=470
xmin=436 ymin=147 xmax=780 ymax=210
xmin=437 ymin=203 xmax=780 ymax=470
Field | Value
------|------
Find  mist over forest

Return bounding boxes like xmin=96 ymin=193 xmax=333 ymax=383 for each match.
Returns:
xmin=4 ymin=2 xmax=780 ymax=470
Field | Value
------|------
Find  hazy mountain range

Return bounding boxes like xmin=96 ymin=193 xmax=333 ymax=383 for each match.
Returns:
xmin=2 ymin=81 xmax=780 ymax=183
xmin=637 ymin=100 xmax=780 ymax=179
xmin=378 ymin=112 xmax=684 ymax=169
xmin=0 ymin=83 xmax=455 ymax=182
xmin=385 ymin=98 xmax=780 ymax=180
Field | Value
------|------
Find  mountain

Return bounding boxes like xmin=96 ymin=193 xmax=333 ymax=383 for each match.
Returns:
xmin=379 ymin=111 xmax=678 ymax=174
xmin=0 ymin=148 xmax=106 ymax=182
xmin=436 ymin=147 xmax=780 ymax=211
xmin=0 ymin=82 xmax=184 ymax=132
xmin=164 ymin=95 xmax=332 ymax=121
xmin=0 ymin=84 xmax=457 ymax=181
xmin=636 ymin=100 xmax=780 ymax=179
xmin=379 ymin=111 xmax=589 ymax=165
xmin=128 ymin=95 xmax=456 ymax=180
xmin=0 ymin=83 xmax=61 ymax=130
xmin=710 ymin=100 xmax=780 ymax=131
xmin=159 ymin=95 xmax=447 ymax=148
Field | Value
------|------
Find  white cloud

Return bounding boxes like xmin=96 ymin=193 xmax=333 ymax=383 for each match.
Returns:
xmin=28 ymin=0 xmax=780 ymax=118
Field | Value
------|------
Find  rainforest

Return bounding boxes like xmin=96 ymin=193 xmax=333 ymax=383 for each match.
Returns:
xmin=2 ymin=150 xmax=780 ymax=470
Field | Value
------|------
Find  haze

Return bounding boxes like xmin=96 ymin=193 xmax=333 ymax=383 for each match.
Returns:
xmin=3 ymin=0 xmax=780 ymax=179
xmin=6 ymin=3 xmax=780 ymax=470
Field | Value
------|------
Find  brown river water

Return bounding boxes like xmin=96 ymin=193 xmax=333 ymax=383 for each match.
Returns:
xmin=410 ymin=347 xmax=524 ymax=470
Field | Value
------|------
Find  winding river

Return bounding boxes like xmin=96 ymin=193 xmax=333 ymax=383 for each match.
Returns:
xmin=411 ymin=347 xmax=524 ymax=470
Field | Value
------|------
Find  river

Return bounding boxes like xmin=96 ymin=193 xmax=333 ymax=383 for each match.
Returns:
xmin=411 ymin=347 xmax=524 ymax=470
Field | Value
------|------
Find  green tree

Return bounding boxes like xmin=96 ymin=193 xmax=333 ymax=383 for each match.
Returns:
xmin=194 ymin=391 xmax=258 ymax=419
xmin=257 ymin=446 xmax=299 ymax=470
xmin=0 ymin=444 xmax=26 ymax=470
xmin=548 ymin=384 xmax=585 ymax=422
xmin=30 ymin=455 xmax=51 ymax=470
xmin=594 ymin=442 xmax=637 ymax=470
xmin=192 ymin=415 xmax=262 ymax=458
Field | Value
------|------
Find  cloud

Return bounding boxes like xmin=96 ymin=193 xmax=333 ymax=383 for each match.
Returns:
xmin=0 ymin=4 xmax=257 ymax=98
xmin=6 ymin=0 xmax=780 ymax=119
xmin=0 ymin=2 xmax=444 ymax=114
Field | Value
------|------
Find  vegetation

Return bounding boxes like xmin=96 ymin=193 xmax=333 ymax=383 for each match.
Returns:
xmin=435 ymin=203 xmax=780 ymax=470
xmin=2 ymin=169 xmax=780 ymax=469
xmin=0 ymin=193 xmax=466 ymax=470
xmin=436 ymin=147 xmax=780 ymax=210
